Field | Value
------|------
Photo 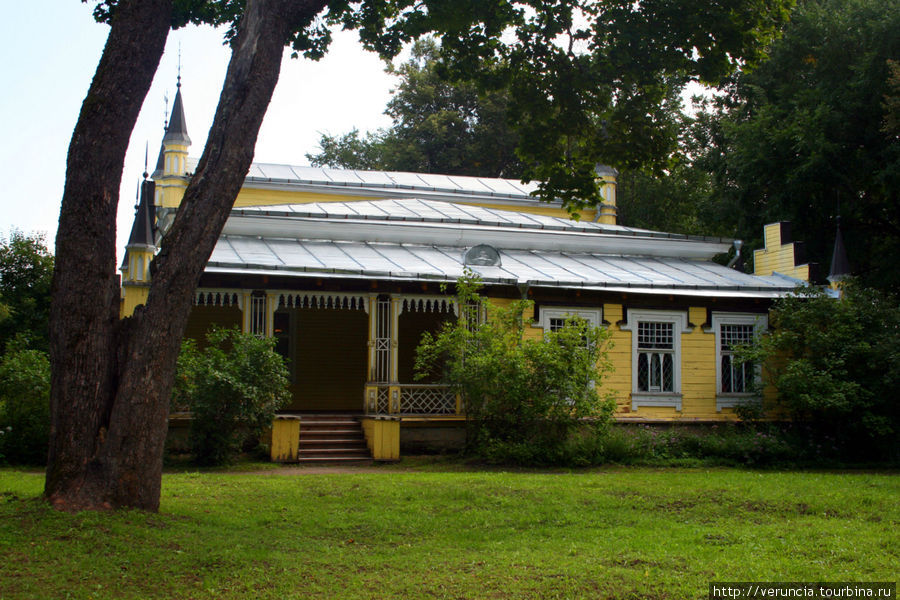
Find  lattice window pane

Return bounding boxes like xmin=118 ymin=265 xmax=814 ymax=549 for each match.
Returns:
xmin=549 ymin=317 xmax=567 ymax=332
xmin=638 ymin=322 xmax=674 ymax=349
xmin=637 ymin=352 xmax=649 ymax=391
xmin=721 ymin=355 xmax=733 ymax=392
xmin=720 ymin=323 xmax=755 ymax=393
xmin=720 ymin=324 xmax=754 ymax=351
xmin=662 ymin=353 xmax=673 ymax=391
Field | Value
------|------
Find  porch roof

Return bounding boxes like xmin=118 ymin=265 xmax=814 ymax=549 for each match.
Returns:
xmin=206 ymin=235 xmax=800 ymax=299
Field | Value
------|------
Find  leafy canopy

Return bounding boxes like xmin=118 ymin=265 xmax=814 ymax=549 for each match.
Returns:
xmin=687 ymin=0 xmax=900 ymax=288
xmin=121 ymin=0 xmax=794 ymax=212
xmin=0 ymin=232 xmax=54 ymax=353
xmin=308 ymin=39 xmax=522 ymax=178
xmin=0 ymin=340 xmax=51 ymax=465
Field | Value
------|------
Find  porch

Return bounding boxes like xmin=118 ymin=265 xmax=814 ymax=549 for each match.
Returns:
xmin=187 ymin=288 xmax=463 ymax=419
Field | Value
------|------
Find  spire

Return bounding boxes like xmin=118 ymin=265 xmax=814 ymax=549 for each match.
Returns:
xmin=163 ymin=84 xmax=191 ymax=145
xmin=127 ymin=179 xmax=156 ymax=248
xmin=163 ymin=54 xmax=190 ymax=145
xmin=828 ymin=217 xmax=851 ymax=282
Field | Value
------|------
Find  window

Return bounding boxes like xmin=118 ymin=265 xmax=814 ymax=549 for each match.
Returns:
xmin=711 ymin=313 xmax=767 ymax=411
xmin=540 ymin=308 xmax=601 ymax=332
xmin=621 ymin=310 xmax=690 ymax=411
xmin=637 ymin=321 xmax=674 ymax=392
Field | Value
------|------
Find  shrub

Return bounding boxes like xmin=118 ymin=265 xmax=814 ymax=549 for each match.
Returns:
xmin=173 ymin=328 xmax=291 ymax=466
xmin=740 ymin=282 xmax=900 ymax=461
xmin=415 ymin=273 xmax=616 ymax=464
xmin=0 ymin=342 xmax=50 ymax=464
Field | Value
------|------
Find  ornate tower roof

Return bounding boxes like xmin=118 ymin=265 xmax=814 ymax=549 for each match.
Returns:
xmin=828 ymin=217 xmax=851 ymax=282
xmin=162 ymin=81 xmax=191 ymax=145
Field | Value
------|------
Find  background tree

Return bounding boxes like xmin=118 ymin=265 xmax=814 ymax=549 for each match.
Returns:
xmin=0 ymin=232 xmax=54 ymax=353
xmin=51 ymin=0 xmax=792 ymax=511
xmin=0 ymin=339 xmax=51 ymax=465
xmin=308 ymin=39 xmax=523 ymax=178
xmin=689 ymin=0 xmax=900 ymax=288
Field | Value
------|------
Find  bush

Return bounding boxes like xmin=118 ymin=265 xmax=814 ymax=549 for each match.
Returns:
xmin=0 ymin=342 xmax=50 ymax=464
xmin=415 ymin=273 xmax=615 ymax=464
xmin=740 ymin=282 xmax=900 ymax=461
xmin=173 ymin=328 xmax=291 ymax=466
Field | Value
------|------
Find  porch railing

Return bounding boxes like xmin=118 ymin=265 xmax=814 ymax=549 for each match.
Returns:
xmin=366 ymin=384 xmax=460 ymax=416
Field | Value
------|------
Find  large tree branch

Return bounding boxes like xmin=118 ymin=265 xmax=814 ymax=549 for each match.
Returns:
xmin=45 ymin=0 xmax=172 ymax=510
xmin=89 ymin=0 xmax=328 ymax=511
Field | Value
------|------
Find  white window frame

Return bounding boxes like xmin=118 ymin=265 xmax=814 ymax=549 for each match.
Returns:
xmin=620 ymin=310 xmax=691 ymax=411
xmin=711 ymin=312 xmax=768 ymax=411
xmin=539 ymin=307 xmax=602 ymax=332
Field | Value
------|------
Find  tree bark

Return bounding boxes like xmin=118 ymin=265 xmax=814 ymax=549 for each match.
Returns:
xmin=46 ymin=0 xmax=327 ymax=512
xmin=46 ymin=0 xmax=173 ymax=511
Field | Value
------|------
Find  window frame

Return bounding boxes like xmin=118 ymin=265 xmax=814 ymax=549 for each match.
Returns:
xmin=539 ymin=307 xmax=602 ymax=332
xmin=711 ymin=312 xmax=768 ymax=411
xmin=620 ymin=309 xmax=690 ymax=411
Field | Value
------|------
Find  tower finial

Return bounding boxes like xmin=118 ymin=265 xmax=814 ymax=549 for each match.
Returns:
xmin=143 ymin=141 xmax=149 ymax=180
xmin=177 ymin=42 xmax=182 ymax=89
xmin=163 ymin=91 xmax=169 ymax=131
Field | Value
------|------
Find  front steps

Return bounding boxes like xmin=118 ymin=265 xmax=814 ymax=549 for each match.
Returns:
xmin=298 ymin=414 xmax=372 ymax=464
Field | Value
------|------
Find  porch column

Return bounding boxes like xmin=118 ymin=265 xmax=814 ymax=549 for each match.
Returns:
xmin=241 ymin=290 xmax=271 ymax=336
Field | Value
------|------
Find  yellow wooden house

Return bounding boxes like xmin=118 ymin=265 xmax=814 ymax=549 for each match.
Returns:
xmin=121 ymin=85 xmax=812 ymax=461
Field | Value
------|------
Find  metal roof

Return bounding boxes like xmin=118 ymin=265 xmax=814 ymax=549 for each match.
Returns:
xmin=207 ymin=235 xmax=798 ymax=298
xmin=163 ymin=86 xmax=191 ymax=145
xmin=234 ymin=198 xmax=725 ymax=242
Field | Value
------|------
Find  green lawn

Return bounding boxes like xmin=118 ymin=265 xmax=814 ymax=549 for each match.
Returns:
xmin=1 ymin=463 xmax=897 ymax=599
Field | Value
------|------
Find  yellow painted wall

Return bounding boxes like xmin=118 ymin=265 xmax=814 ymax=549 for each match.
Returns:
xmin=231 ymin=186 xmax=591 ymax=220
xmin=533 ymin=302 xmax=760 ymax=421
xmin=120 ymin=285 xmax=149 ymax=318
xmin=601 ymin=303 xmax=633 ymax=413
xmin=679 ymin=307 xmax=718 ymax=419
xmin=753 ymin=223 xmax=812 ymax=281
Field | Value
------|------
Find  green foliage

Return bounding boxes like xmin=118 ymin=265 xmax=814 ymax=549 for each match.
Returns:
xmin=415 ymin=273 xmax=615 ymax=463
xmin=309 ymin=39 xmax=522 ymax=178
xmin=325 ymin=0 xmax=792 ymax=212
xmin=597 ymin=424 xmax=798 ymax=467
xmin=173 ymin=328 xmax=291 ymax=466
xmin=0 ymin=340 xmax=51 ymax=465
xmin=0 ymin=231 xmax=54 ymax=353
xmin=741 ymin=283 xmax=900 ymax=460
xmin=689 ymin=0 xmax=900 ymax=289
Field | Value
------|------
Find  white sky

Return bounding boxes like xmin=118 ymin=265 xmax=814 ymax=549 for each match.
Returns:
xmin=0 ymin=1 xmax=397 ymax=258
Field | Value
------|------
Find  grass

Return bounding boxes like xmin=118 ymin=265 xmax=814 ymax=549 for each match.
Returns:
xmin=1 ymin=462 xmax=897 ymax=599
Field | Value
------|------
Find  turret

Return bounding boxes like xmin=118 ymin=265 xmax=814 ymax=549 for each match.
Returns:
xmin=153 ymin=76 xmax=192 ymax=210
xmin=828 ymin=216 xmax=851 ymax=290
xmin=121 ymin=177 xmax=157 ymax=316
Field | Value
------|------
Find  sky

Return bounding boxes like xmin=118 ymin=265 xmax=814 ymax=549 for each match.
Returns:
xmin=0 ymin=1 xmax=398 ymax=258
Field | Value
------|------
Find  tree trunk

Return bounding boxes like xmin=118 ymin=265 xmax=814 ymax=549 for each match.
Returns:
xmin=45 ymin=0 xmax=173 ymax=511
xmin=46 ymin=0 xmax=327 ymax=512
